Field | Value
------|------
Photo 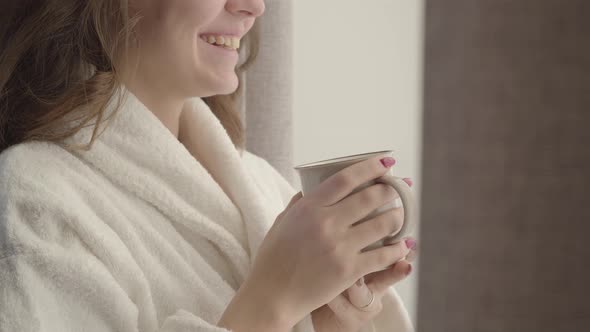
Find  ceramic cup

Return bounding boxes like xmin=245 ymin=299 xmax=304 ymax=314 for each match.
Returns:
xmin=294 ymin=150 xmax=415 ymax=251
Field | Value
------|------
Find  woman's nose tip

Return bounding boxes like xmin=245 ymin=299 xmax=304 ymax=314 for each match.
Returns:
xmin=229 ymin=0 xmax=266 ymax=18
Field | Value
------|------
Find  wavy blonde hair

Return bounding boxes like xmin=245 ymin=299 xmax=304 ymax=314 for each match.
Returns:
xmin=0 ymin=0 xmax=259 ymax=155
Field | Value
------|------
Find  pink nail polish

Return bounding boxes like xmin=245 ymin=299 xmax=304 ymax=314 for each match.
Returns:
xmin=403 ymin=178 xmax=413 ymax=187
xmin=406 ymin=264 xmax=413 ymax=276
xmin=380 ymin=157 xmax=396 ymax=168
xmin=405 ymin=238 xmax=417 ymax=250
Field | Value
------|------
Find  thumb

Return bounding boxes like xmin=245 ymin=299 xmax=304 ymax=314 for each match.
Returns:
xmin=286 ymin=191 xmax=303 ymax=208
xmin=276 ymin=191 xmax=303 ymax=220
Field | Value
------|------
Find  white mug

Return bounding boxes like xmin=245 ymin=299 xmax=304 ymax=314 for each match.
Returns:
xmin=294 ymin=150 xmax=416 ymax=251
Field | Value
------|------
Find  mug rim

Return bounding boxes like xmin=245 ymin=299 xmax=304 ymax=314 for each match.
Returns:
xmin=294 ymin=150 xmax=393 ymax=170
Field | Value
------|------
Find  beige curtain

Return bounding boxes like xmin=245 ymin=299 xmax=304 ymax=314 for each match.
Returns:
xmin=242 ymin=0 xmax=296 ymax=185
xmin=418 ymin=0 xmax=590 ymax=330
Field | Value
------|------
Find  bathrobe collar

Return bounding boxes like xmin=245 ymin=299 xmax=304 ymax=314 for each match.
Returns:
xmin=63 ymin=87 xmax=277 ymax=285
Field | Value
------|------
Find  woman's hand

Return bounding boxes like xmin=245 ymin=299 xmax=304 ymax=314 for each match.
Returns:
xmin=220 ymin=155 xmax=414 ymax=331
xmin=311 ymin=246 xmax=418 ymax=332
xmin=312 ymin=178 xmax=418 ymax=332
xmin=311 ymin=258 xmax=415 ymax=332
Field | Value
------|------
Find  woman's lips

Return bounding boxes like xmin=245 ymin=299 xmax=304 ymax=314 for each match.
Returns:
xmin=199 ymin=34 xmax=240 ymax=50
xmin=199 ymin=37 xmax=239 ymax=58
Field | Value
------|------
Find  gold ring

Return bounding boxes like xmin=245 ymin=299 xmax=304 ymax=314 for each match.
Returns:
xmin=355 ymin=288 xmax=375 ymax=311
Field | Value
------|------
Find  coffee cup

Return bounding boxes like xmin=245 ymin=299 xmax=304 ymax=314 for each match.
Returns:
xmin=294 ymin=150 xmax=415 ymax=251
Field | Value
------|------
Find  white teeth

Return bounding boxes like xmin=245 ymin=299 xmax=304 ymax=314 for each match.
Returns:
xmin=202 ymin=35 xmax=240 ymax=50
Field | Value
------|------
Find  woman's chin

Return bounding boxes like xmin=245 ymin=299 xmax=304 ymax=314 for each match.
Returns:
xmin=212 ymin=75 xmax=239 ymax=95
xmin=193 ymin=72 xmax=239 ymax=97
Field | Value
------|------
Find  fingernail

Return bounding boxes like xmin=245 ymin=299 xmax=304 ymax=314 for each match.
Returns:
xmin=405 ymin=238 xmax=417 ymax=250
xmin=356 ymin=277 xmax=365 ymax=286
xmin=406 ymin=264 xmax=413 ymax=276
xmin=403 ymin=178 xmax=413 ymax=187
xmin=380 ymin=157 xmax=396 ymax=168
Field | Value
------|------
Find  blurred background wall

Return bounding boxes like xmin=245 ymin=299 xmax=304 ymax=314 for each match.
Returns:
xmin=417 ymin=1 xmax=590 ymax=330
xmin=293 ymin=0 xmax=425 ymax=323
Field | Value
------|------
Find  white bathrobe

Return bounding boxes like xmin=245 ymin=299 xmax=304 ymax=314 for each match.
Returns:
xmin=0 ymin=88 xmax=413 ymax=332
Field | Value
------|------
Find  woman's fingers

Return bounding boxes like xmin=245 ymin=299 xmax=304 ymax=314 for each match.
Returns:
xmin=306 ymin=154 xmax=395 ymax=207
xmin=402 ymin=178 xmax=413 ymax=187
xmin=364 ymin=260 xmax=412 ymax=295
xmin=342 ymin=174 xmax=413 ymax=255
xmin=337 ymin=260 xmax=414 ymax=319
xmin=358 ymin=239 xmax=412 ymax=274
xmin=405 ymin=243 xmax=419 ymax=262
xmin=348 ymin=207 xmax=404 ymax=251
xmin=332 ymin=182 xmax=400 ymax=227
xmin=346 ymin=277 xmax=379 ymax=312
xmin=279 ymin=191 xmax=302 ymax=215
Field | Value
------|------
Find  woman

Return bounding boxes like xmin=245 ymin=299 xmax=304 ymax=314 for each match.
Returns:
xmin=0 ymin=1 xmax=418 ymax=331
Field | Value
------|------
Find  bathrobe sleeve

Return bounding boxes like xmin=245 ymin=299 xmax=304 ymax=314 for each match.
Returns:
xmin=249 ymin=154 xmax=415 ymax=332
xmin=0 ymin=153 xmax=232 ymax=332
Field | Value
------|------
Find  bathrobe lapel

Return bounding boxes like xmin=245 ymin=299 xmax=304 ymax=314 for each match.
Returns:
xmin=63 ymin=88 xmax=277 ymax=285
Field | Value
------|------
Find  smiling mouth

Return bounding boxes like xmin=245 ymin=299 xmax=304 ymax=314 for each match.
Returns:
xmin=200 ymin=35 xmax=240 ymax=50
xmin=202 ymin=41 xmax=238 ymax=55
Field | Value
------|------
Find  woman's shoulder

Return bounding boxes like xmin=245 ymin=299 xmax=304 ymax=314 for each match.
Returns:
xmin=1 ymin=141 xmax=59 ymax=183
xmin=0 ymin=141 xmax=120 ymax=258
xmin=0 ymin=142 xmax=89 ymax=254
xmin=0 ymin=140 xmax=93 ymax=208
